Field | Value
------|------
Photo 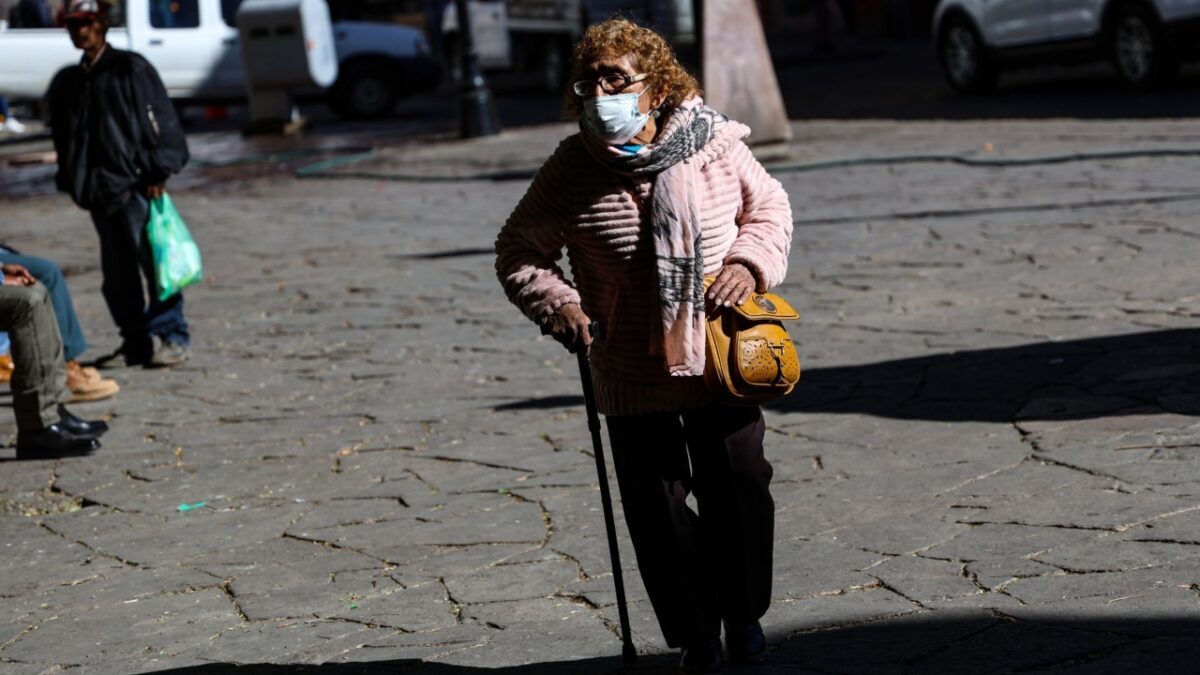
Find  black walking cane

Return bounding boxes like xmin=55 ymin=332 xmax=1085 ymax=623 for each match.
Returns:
xmin=563 ymin=321 xmax=637 ymax=665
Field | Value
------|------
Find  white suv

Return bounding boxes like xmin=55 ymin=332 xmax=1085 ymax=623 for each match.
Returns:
xmin=933 ymin=0 xmax=1200 ymax=91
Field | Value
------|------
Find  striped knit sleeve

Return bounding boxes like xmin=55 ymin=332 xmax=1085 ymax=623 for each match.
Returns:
xmin=723 ymin=140 xmax=794 ymax=291
xmin=494 ymin=143 xmax=582 ymax=324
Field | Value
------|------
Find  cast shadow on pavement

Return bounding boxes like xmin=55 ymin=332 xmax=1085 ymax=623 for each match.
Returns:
xmin=786 ymin=70 xmax=1200 ymax=121
xmin=771 ymin=39 xmax=1200 ymax=121
xmin=493 ymin=329 xmax=1200 ymax=423
xmin=494 ymin=394 xmax=585 ymax=411
xmin=145 ymin=616 xmax=1200 ymax=674
xmin=771 ymin=328 xmax=1200 ymax=422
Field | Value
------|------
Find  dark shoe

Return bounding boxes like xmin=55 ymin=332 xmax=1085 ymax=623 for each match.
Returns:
xmin=724 ymin=620 xmax=767 ymax=664
xmin=147 ymin=337 xmax=188 ymax=368
xmin=93 ymin=340 xmax=152 ymax=367
xmin=16 ymin=424 xmax=100 ymax=460
xmin=124 ymin=338 xmax=154 ymax=366
xmin=57 ymin=404 xmax=109 ymax=439
xmin=680 ymin=637 xmax=723 ymax=673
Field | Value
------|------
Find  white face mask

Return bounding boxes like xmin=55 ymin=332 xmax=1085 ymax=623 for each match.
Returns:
xmin=582 ymin=89 xmax=649 ymax=145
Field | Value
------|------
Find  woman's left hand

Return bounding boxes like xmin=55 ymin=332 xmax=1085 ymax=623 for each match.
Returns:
xmin=707 ymin=262 xmax=756 ymax=308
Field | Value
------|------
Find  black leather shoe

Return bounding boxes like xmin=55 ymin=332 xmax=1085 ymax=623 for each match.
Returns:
xmin=57 ymin=404 xmax=109 ymax=438
xmin=16 ymin=424 xmax=100 ymax=460
xmin=91 ymin=342 xmax=152 ymax=368
xmin=679 ymin=637 xmax=723 ymax=673
xmin=117 ymin=339 xmax=153 ymax=367
xmin=724 ymin=620 xmax=767 ymax=664
xmin=123 ymin=347 xmax=152 ymax=366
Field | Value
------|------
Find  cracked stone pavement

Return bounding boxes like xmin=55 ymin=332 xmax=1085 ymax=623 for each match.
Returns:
xmin=3 ymin=119 xmax=1200 ymax=673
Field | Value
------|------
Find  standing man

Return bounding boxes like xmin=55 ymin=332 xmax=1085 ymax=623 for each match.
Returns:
xmin=48 ymin=0 xmax=192 ymax=368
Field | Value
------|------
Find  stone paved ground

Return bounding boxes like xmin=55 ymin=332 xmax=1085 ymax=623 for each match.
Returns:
xmin=3 ymin=119 xmax=1200 ymax=673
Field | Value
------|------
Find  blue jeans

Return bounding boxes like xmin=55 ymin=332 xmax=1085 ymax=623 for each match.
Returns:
xmin=0 ymin=251 xmax=88 ymax=361
xmin=90 ymin=192 xmax=189 ymax=352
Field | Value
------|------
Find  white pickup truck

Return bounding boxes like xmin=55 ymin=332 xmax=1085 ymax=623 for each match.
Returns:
xmin=0 ymin=0 xmax=440 ymax=118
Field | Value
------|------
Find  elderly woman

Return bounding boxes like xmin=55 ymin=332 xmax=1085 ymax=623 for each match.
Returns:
xmin=495 ymin=18 xmax=792 ymax=673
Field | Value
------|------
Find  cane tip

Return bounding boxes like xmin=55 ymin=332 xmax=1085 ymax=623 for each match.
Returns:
xmin=621 ymin=643 xmax=637 ymax=665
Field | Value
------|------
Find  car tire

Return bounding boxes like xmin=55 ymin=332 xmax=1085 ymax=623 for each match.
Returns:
xmin=1110 ymin=3 xmax=1177 ymax=88
xmin=938 ymin=17 xmax=998 ymax=93
xmin=330 ymin=64 xmax=399 ymax=119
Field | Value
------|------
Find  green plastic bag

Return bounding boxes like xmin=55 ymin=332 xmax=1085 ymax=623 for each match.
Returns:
xmin=146 ymin=193 xmax=202 ymax=302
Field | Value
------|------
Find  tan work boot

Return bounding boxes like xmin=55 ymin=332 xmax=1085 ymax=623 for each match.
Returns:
xmin=66 ymin=360 xmax=120 ymax=403
xmin=0 ymin=354 xmax=12 ymax=384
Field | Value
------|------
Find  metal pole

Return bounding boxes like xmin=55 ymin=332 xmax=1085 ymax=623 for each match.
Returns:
xmin=452 ymin=0 xmax=501 ymax=138
xmin=576 ymin=348 xmax=637 ymax=666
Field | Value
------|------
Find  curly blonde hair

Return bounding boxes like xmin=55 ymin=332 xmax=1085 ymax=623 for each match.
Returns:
xmin=564 ymin=18 xmax=702 ymax=120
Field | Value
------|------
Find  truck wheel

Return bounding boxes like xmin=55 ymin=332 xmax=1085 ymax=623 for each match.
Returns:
xmin=331 ymin=64 xmax=399 ymax=119
xmin=1110 ymin=3 xmax=1177 ymax=87
xmin=937 ymin=17 xmax=998 ymax=93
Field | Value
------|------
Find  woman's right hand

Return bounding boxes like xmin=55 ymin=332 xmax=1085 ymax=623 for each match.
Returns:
xmin=544 ymin=303 xmax=593 ymax=353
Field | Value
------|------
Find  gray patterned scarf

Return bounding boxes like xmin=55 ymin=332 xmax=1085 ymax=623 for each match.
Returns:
xmin=581 ymin=100 xmax=728 ymax=376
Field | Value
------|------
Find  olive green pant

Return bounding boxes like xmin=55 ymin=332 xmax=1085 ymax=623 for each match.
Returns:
xmin=0 ymin=284 xmax=66 ymax=431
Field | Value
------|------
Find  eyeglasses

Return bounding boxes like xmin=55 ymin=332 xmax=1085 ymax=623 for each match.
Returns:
xmin=572 ymin=73 xmax=650 ymax=97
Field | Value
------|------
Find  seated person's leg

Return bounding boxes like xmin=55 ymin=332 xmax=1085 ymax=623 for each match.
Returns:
xmin=0 ymin=252 xmax=119 ymax=401
xmin=0 ymin=285 xmax=103 ymax=458
xmin=0 ymin=252 xmax=88 ymax=361
xmin=0 ymin=284 xmax=65 ymax=430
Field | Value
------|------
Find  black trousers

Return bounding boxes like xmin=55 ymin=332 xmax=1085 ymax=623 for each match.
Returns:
xmin=606 ymin=402 xmax=774 ymax=648
xmin=89 ymin=193 xmax=190 ymax=350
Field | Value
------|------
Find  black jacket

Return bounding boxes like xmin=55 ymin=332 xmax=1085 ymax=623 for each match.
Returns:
xmin=48 ymin=47 xmax=189 ymax=211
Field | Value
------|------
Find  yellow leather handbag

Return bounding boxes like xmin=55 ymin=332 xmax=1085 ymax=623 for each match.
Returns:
xmin=703 ymin=281 xmax=801 ymax=405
